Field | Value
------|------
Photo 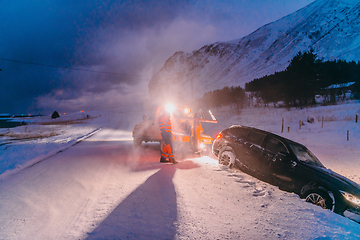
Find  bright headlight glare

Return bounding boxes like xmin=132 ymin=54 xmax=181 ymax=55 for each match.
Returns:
xmin=340 ymin=191 xmax=360 ymax=206
xmin=199 ymin=143 xmax=206 ymax=149
xmin=165 ymin=103 xmax=175 ymax=114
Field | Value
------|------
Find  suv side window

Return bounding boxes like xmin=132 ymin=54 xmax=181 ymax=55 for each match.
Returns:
xmin=266 ymin=137 xmax=288 ymax=154
xmin=232 ymin=128 xmax=250 ymax=139
xmin=247 ymin=131 xmax=266 ymax=146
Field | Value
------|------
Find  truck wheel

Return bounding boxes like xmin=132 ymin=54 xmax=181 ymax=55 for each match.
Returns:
xmin=133 ymin=137 xmax=142 ymax=147
xmin=201 ymin=145 xmax=212 ymax=157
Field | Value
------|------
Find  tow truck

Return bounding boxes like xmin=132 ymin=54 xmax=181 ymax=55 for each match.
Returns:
xmin=132 ymin=104 xmax=217 ymax=155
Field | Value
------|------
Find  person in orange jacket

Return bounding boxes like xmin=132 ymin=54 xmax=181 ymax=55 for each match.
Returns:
xmin=158 ymin=108 xmax=177 ymax=164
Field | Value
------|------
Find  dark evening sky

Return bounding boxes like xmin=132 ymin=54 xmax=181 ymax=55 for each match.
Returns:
xmin=0 ymin=0 xmax=314 ymax=115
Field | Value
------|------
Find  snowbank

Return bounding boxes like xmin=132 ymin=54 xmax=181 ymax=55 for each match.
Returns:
xmin=1 ymin=118 xmax=98 ymax=179
xmin=0 ymin=107 xmax=141 ymax=181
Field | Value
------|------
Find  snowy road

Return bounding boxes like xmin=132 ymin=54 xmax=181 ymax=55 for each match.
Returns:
xmin=1 ymin=107 xmax=360 ymax=239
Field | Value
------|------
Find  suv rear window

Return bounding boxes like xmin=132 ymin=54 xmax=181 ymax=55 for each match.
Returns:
xmin=247 ymin=131 xmax=266 ymax=146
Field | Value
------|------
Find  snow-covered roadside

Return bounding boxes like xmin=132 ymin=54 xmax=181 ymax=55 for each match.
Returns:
xmin=174 ymin=157 xmax=360 ymax=239
xmin=208 ymin=102 xmax=360 ymax=184
xmin=0 ymin=106 xmax=142 ymax=181
xmin=173 ymin=101 xmax=360 ymax=238
xmin=0 ymin=120 xmax=98 ymax=180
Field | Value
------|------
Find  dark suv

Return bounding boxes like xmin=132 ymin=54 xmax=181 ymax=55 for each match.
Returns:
xmin=212 ymin=125 xmax=360 ymax=223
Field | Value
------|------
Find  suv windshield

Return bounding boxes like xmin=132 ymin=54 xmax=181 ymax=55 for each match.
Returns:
xmin=289 ymin=143 xmax=324 ymax=167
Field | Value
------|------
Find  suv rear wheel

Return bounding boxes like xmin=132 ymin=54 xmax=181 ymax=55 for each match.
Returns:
xmin=218 ymin=147 xmax=235 ymax=168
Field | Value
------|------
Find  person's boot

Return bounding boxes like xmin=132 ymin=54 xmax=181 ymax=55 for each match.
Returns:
xmin=170 ymin=158 xmax=178 ymax=164
xmin=160 ymin=157 xmax=169 ymax=163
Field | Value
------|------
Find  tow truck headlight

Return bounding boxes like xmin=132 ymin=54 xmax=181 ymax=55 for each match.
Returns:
xmin=165 ymin=103 xmax=175 ymax=114
xmin=340 ymin=191 xmax=360 ymax=206
xmin=199 ymin=143 xmax=206 ymax=149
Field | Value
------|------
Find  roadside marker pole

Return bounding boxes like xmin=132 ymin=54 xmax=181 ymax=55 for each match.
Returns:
xmin=281 ymin=118 xmax=284 ymax=133
xmin=347 ymin=130 xmax=349 ymax=141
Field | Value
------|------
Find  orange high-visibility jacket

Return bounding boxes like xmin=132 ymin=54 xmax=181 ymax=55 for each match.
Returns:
xmin=158 ymin=114 xmax=171 ymax=133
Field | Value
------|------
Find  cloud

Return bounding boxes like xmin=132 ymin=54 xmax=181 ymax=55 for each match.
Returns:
xmin=34 ymin=17 xmax=219 ymax=113
xmin=35 ymin=83 xmax=140 ymax=113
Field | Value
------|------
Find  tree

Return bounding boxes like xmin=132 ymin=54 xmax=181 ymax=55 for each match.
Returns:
xmin=246 ymin=51 xmax=360 ymax=106
xmin=284 ymin=49 xmax=320 ymax=107
xmin=197 ymin=86 xmax=245 ymax=111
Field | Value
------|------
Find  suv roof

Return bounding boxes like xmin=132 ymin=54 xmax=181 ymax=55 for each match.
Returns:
xmin=228 ymin=125 xmax=303 ymax=147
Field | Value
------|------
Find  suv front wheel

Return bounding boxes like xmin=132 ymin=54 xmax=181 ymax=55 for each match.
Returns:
xmin=305 ymin=189 xmax=333 ymax=210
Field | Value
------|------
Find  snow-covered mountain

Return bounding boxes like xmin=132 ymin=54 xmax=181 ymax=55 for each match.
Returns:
xmin=149 ymin=0 xmax=360 ymax=101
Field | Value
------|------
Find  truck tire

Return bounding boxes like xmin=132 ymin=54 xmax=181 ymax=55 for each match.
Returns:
xmin=133 ymin=136 xmax=142 ymax=147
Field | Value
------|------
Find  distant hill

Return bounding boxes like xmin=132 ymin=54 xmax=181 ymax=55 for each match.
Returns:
xmin=149 ymin=0 xmax=360 ymax=102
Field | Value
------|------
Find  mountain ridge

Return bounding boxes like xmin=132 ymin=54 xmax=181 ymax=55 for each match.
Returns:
xmin=149 ymin=0 xmax=360 ymax=101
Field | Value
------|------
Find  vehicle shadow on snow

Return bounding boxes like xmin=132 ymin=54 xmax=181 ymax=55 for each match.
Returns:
xmin=86 ymin=155 xmax=200 ymax=239
xmin=86 ymin=164 xmax=177 ymax=239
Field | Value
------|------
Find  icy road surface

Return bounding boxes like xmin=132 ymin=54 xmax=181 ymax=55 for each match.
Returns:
xmin=1 ymin=105 xmax=360 ymax=239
